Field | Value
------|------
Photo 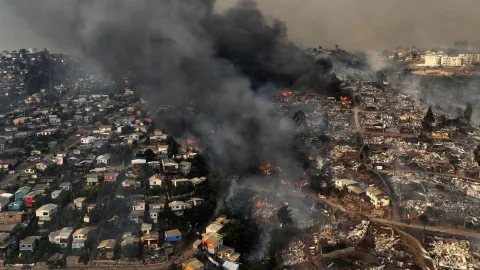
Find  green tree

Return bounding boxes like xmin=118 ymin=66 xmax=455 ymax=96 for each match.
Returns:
xmin=276 ymin=205 xmax=293 ymax=226
xmin=56 ymin=190 xmax=71 ymax=207
xmin=122 ymin=243 xmax=141 ymax=258
xmin=221 ymin=219 xmax=256 ymax=253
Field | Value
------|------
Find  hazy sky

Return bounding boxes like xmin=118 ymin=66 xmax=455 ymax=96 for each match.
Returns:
xmin=1 ymin=0 xmax=480 ymax=52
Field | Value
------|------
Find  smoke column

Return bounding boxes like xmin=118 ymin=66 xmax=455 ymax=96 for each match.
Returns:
xmin=7 ymin=0 xmax=342 ymax=173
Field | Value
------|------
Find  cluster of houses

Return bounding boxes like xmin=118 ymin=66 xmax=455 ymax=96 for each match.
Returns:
xmin=334 ymin=179 xmax=390 ymax=209
xmin=181 ymin=216 xmax=241 ymax=270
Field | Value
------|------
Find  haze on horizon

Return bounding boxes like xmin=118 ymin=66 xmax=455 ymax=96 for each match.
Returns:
xmin=0 ymin=0 xmax=479 ymax=52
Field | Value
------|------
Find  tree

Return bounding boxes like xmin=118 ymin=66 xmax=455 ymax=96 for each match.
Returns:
xmin=122 ymin=243 xmax=141 ymax=258
xmin=393 ymin=52 xmax=399 ymax=61
xmin=464 ymin=103 xmax=473 ymax=122
xmin=422 ymin=106 xmax=435 ymax=131
xmin=276 ymin=205 xmax=293 ymax=226
xmin=474 ymin=145 xmax=480 ymax=166
xmin=56 ymin=190 xmax=71 ymax=207
xmin=144 ymin=149 xmax=156 ymax=162
xmin=222 ymin=219 xmax=256 ymax=253
xmin=419 ymin=214 xmax=429 ymax=244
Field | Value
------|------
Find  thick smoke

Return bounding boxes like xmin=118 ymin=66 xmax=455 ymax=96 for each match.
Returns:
xmin=7 ymin=0 xmax=340 ymax=173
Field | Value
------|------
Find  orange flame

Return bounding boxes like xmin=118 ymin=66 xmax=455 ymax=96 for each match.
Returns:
xmin=309 ymin=155 xmax=315 ymax=160
xmin=281 ymin=91 xmax=293 ymax=97
xmin=256 ymin=201 xmax=271 ymax=208
xmin=259 ymin=163 xmax=272 ymax=175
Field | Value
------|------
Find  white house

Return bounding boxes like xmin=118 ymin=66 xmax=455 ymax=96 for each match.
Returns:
xmin=366 ymin=186 xmax=390 ymax=208
xmin=168 ymin=201 xmax=186 ymax=216
xmin=149 ymin=174 xmax=164 ymax=187
xmin=157 ymin=144 xmax=169 ymax=154
xmin=72 ymin=227 xmax=93 ymax=250
xmin=49 ymin=227 xmax=74 ymax=248
xmin=51 ymin=190 xmax=62 ymax=200
xmin=334 ymin=179 xmax=358 ymax=189
xmin=36 ymin=203 xmax=58 ymax=221
xmin=96 ymin=154 xmax=111 ymax=165
xmin=81 ymin=136 xmax=96 ymax=144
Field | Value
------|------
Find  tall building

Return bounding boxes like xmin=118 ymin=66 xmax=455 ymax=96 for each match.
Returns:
xmin=425 ymin=55 xmax=441 ymax=66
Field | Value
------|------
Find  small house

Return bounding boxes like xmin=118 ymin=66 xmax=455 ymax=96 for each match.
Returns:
xmin=179 ymin=161 xmax=191 ymax=176
xmin=182 ymin=258 xmax=204 ymax=270
xmin=186 ymin=198 xmax=204 ymax=208
xmin=202 ymin=232 xmax=224 ymax=254
xmin=0 ymin=211 xmax=24 ymax=224
xmin=72 ymin=227 xmax=93 ymax=250
xmin=51 ymin=190 xmax=62 ymax=200
xmin=96 ymin=154 xmax=111 ymax=165
xmin=59 ymin=182 xmax=72 ymax=191
xmin=142 ymin=231 xmax=160 ymax=250
xmin=73 ymin=197 xmax=86 ymax=211
xmin=168 ymin=201 xmax=186 ymax=216
xmin=85 ymin=174 xmax=100 ymax=187
xmin=49 ymin=227 xmax=74 ymax=248
xmin=149 ymin=174 xmax=164 ymax=187
xmin=19 ymin=236 xmax=40 ymax=251
xmin=24 ymin=190 xmax=43 ymax=207
xmin=36 ymin=203 xmax=58 ymax=221
xmin=97 ymin=239 xmax=116 ymax=260
xmin=7 ymin=201 xmax=24 ymax=211
xmin=164 ymin=229 xmax=182 ymax=243
xmin=103 ymin=172 xmax=119 ymax=182
xmin=14 ymin=186 xmax=32 ymax=202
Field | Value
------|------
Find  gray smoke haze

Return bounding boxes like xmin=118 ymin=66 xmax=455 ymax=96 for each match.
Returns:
xmin=217 ymin=0 xmax=480 ymax=51
xmin=5 ymin=0 xmax=339 ymax=174
xmin=3 ymin=0 xmax=480 ymax=51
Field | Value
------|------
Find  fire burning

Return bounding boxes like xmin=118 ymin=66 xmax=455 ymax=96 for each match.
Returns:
xmin=308 ymin=155 xmax=315 ymax=160
xmin=259 ymin=163 xmax=272 ymax=175
xmin=281 ymin=91 xmax=293 ymax=97
xmin=339 ymin=96 xmax=352 ymax=108
xmin=255 ymin=201 xmax=272 ymax=208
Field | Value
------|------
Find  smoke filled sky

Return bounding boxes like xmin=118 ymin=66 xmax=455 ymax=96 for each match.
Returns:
xmin=1 ymin=0 xmax=480 ymax=51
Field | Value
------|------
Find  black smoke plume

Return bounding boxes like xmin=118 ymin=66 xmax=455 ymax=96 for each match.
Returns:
xmin=8 ymin=0 xmax=342 ymax=173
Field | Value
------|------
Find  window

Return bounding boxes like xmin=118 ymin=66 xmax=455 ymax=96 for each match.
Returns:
xmin=27 ymin=245 xmax=31 ymax=248
xmin=43 ymin=212 xmax=48 ymax=216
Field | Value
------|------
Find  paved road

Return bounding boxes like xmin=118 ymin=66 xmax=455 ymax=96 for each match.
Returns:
xmin=377 ymin=169 xmax=480 ymax=184
xmin=370 ymin=218 xmax=480 ymax=240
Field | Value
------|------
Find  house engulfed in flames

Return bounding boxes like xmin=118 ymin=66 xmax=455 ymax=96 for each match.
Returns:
xmin=339 ymin=96 xmax=353 ymax=108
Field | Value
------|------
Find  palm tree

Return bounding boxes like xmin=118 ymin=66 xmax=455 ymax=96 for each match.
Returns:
xmin=277 ymin=205 xmax=293 ymax=226
xmin=419 ymin=214 xmax=429 ymax=244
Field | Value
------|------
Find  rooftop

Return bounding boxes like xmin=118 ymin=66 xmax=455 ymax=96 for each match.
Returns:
xmin=164 ymin=229 xmax=181 ymax=238
xmin=97 ymin=239 xmax=116 ymax=249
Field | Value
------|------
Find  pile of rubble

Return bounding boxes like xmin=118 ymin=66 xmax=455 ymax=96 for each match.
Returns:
xmin=426 ymin=236 xmax=480 ymax=270
xmin=315 ymin=224 xmax=347 ymax=246
xmin=347 ymin=220 xmax=369 ymax=242
xmin=372 ymin=226 xmax=416 ymax=269
xmin=280 ymin=240 xmax=306 ymax=266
